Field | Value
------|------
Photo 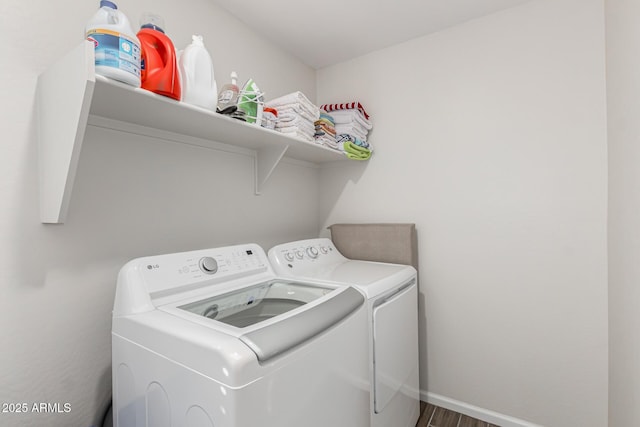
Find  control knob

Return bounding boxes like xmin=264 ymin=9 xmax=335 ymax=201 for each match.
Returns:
xmin=294 ymin=250 xmax=304 ymax=260
xmin=284 ymin=252 xmax=295 ymax=262
xmin=306 ymin=246 xmax=319 ymax=259
xmin=199 ymin=257 xmax=218 ymax=274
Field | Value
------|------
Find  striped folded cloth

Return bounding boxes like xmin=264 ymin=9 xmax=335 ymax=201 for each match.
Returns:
xmin=320 ymin=101 xmax=370 ymax=120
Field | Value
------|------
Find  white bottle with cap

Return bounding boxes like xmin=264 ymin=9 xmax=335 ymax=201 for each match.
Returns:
xmin=178 ymin=35 xmax=218 ymax=110
xmin=85 ymin=0 xmax=141 ymax=87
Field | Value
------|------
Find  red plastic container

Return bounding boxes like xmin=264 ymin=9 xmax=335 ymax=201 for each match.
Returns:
xmin=137 ymin=18 xmax=181 ymax=100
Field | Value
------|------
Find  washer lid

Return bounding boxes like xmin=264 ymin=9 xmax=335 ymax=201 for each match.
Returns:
xmin=162 ymin=279 xmax=366 ymax=363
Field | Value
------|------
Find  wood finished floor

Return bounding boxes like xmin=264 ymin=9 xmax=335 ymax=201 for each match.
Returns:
xmin=416 ymin=402 xmax=500 ymax=427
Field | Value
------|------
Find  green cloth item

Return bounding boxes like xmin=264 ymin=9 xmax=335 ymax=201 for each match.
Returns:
xmin=342 ymin=141 xmax=371 ymax=160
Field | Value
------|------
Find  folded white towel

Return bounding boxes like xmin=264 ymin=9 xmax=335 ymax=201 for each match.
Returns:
xmin=276 ymin=123 xmax=316 ymax=133
xmin=268 ymin=91 xmax=312 ymax=106
xmin=278 ymin=122 xmax=315 ymax=135
xmin=277 ymin=108 xmax=318 ymax=124
xmin=330 ymin=114 xmax=358 ymax=125
xmin=334 ymin=122 xmax=368 ymax=135
xmin=278 ymin=123 xmax=315 ymax=135
xmin=267 ymin=91 xmax=319 ymax=117
xmin=334 ymin=124 xmax=368 ymax=141
xmin=328 ymin=109 xmax=372 ymax=130
xmin=277 ymin=111 xmax=315 ymax=123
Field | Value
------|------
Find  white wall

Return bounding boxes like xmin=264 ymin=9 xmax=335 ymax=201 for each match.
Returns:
xmin=606 ymin=0 xmax=640 ymax=426
xmin=0 ymin=1 xmax=318 ymax=426
xmin=0 ymin=0 xmax=616 ymax=426
xmin=317 ymin=0 xmax=608 ymax=426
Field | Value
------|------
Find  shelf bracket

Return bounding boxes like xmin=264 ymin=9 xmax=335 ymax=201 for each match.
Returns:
xmin=37 ymin=41 xmax=96 ymax=223
xmin=254 ymin=145 xmax=289 ymax=195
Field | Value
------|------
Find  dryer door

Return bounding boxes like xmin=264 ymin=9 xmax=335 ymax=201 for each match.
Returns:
xmin=372 ymin=279 xmax=418 ymax=413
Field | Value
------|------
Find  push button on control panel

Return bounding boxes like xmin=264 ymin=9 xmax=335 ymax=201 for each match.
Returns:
xmin=199 ymin=257 xmax=219 ymax=274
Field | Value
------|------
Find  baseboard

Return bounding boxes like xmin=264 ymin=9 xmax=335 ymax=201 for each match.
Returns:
xmin=421 ymin=391 xmax=543 ymax=427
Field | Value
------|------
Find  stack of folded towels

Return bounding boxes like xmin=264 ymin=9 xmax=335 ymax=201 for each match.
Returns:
xmin=320 ymin=102 xmax=373 ymax=160
xmin=265 ymin=91 xmax=319 ymax=142
xmin=314 ymin=112 xmax=338 ymax=149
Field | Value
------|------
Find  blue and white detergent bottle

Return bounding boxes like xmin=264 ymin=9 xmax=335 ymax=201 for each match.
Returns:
xmin=86 ymin=0 xmax=141 ymax=87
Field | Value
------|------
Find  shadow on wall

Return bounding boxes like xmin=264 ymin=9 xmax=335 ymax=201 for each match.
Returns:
xmin=10 ymin=78 xmax=46 ymax=289
xmin=318 ymin=160 xmax=369 ymax=234
xmin=417 ymin=285 xmax=429 ymax=397
xmin=10 ymin=85 xmax=143 ymax=289
xmin=94 ymin=366 xmax=112 ymax=427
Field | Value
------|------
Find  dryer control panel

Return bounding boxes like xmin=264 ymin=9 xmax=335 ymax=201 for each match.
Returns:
xmin=269 ymin=238 xmax=348 ymax=275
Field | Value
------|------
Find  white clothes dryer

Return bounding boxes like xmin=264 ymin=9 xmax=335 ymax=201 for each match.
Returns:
xmin=112 ymin=243 xmax=370 ymax=427
xmin=269 ymin=238 xmax=420 ymax=427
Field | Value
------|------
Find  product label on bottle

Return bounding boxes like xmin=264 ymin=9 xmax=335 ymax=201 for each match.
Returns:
xmin=218 ymin=89 xmax=234 ymax=103
xmin=87 ymin=29 xmax=141 ymax=78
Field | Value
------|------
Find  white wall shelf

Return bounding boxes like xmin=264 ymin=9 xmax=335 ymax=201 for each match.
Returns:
xmin=37 ymin=41 xmax=349 ymax=224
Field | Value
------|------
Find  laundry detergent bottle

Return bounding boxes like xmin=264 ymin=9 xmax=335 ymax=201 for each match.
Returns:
xmin=137 ymin=13 xmax=181 ymax=100
xmin=86 ymin=0 xmax=141 ymax=87
xmin=178 ymin=35 xmax=218 ymax=110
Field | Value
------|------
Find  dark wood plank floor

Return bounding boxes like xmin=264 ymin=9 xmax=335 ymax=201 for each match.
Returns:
xmin=417 ymin=401 xmax=500 ymax=427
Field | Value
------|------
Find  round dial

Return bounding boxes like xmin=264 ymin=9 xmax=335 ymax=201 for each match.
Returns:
xmin=319 ymin=246 xmax=329 ymax=254
xmin=284 ymin=252 xmax=295 ymax=262
xmin=199 ymin=257 xmax=218 ymax=274
xmin=294 ymin=250 xmax=304 ymax=260
xmin=306 ymin=246 xmax=319 ymax=258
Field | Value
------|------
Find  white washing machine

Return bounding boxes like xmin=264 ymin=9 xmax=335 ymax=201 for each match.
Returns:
xmin=269 ymin=238 xmax=420 ymax=427
xmin=112 ymin=243 xmax=371 ymax=427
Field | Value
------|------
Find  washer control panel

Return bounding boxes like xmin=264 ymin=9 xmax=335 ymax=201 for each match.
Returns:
xmin=137 ymin=244 xmax=269 ymax=297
